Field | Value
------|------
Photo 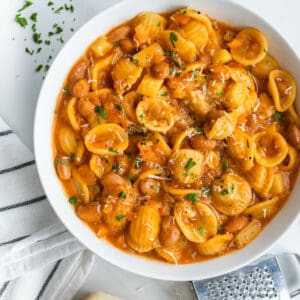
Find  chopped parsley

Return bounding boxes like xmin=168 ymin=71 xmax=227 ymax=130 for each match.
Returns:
xmin=70 ymin=152 xmax=75 ymax=159
xmin=198 ymin=226 xmax=205 ymax=237
xmin=118 ymin=191 xmax=126 ymax=199
xmin=216 ymin=92 xmax=224 ymax=98
xmin=115 ymin=104 xmax=123 ymax=111
xmin=69 ymin=196 xmax=77 ymax=204
xmin=15 ymin=14 xmax=28 ymax=28
xmin=204 ymin=75 xmax=208 ymax=81
xmin=161 ymin=91 xmax=169 ymax=97
xmin=131 ymin=57 xmax=139 ymax=64
xmin=61 ymin=159 xmax=70 ymax=166
xmin=18 ymin=1 xmax=33 ymax=12
xmin=221 ymin=156 xmax=228 ymax=171
xmin=169 ymin=32 xmax=178 ymax=48
xmin=193 ymin=70 xmax=199 ymax=79
xmin=108 ymin=147 xmax=118 ymax=153
xmin=185 ymin=158 xmax=196 ymax=171
xmin=63 ymin=88 xmax=70 ymax=94
xmin=127 ymin=174 xmax=137 ymax=182
xmin=112 ymin=164 xmax=120 ymax=171
xmin=134 ymin=157 xmax=142 ymax=169
xmin=196 ymin=127 xmax=203 ymax=134
xmin=30 ymin=12 xmax=37 ymax=22
xmin=169 ymin=67 xmax=174 ymax=75
xmin=220 ymin=189 xmax=229 ymax=195
xmin=157 ymin=21 xmax=161 ymax=27
xmin=113 ymin=41 xmax=119 ymax=48
xmin=201 ymin=186 xmax=211 ymax=197
xmin=173 ymin=59 xmax=180 ymax=67
xmin=217 ymin=225 xmax=223 ymax=233
xmin=48 ymin=1 xmax=54 ymax=6
xmin=95 ymin=105 xmax=107 ymax=119
xmin=169 ymin=50 xmax=175 ymax=58
xmin=231 ymin=184 xmax=235 ymax=192
xmin=185 ymin=193 xmax=199 ymax=205
xmin=54 ymin=6 xmax=64 ymax=14
xmin=35 ymin=64 xmax=43 ymax=72
xmin=274 ymin=111 xmax=283 ymax=120
xmin=138 ymin=114 xmax=144 ymax=120
xmin=116 ymin=214 xmax=125 ymax=221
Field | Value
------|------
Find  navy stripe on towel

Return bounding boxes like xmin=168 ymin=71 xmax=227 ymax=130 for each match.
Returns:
xmin=0 ymin=160 xmax=35 ymax=175
xmin=0 ymin=130 xmax=13 ymax=137
xmin=0 ymin=195 xmax=46 ymax=212
xmin=35 ymin=260 xmax=62 ymax=300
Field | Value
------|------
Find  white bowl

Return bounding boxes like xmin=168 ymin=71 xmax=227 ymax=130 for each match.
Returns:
xmin=34 ymin=0 xmax=300 ymax=281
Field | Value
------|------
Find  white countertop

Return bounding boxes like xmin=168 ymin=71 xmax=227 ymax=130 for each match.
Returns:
xmin=1 ymin=0 xmax=300 ymax=299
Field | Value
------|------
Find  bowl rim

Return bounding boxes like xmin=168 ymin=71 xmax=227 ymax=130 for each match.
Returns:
xmin=34 ymin=0 xmax=300 ymax=281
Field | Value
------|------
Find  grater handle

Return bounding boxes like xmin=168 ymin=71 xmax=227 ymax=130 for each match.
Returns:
xmin=290 ymin=253 xmax=300 ymax=298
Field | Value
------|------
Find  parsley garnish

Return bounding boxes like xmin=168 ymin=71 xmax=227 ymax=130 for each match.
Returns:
xmin=108 ymin=147 xmax=118 ymax=153
xmin=201 ymin=186 xmax=211 ymax=197
xmin=221 ymin=156 xmax=228 ymax=171
xmin=185 ymin=193 xmax=199 ymax=205
xmin=127 ymin=174 xmax=137 ymax=182
xmin=173 ymin=59 xmax=180 ymax=67
xmin=70 ymin=152 xmax=75 ymax=159
xmin=63 ymin=88 xmax=69 ymax=94
xmin=15 ymin=14 xmax=28 ymax=28
xmin=61 ymin=159 xmax=70 ymax=166
xmin=193 ymin=70 xmax=199 ymax=79
xmin=169 ymin=50 xmax=175 ymax=58
xmin=69 ymin=196 xmax=77 ymax=204
xmin=274 ymin=111 xmax=283 ymax=120
xmin=196 ymin=127 xmax=203 ymax=134
xmin=118 ymin=191 xmax=126 ymax=198
xmin=115 ymin=104 xmax=122 ymax=111
xmin=18 ymin=1 xmax=33 ymax=12
xmin=138 ymin=114 xmax=144 ymax=120
xmin=216 ymin=92 xmax=224 ymax=98
xmin=112 ymin=164 xmax=120 ymax=171
xmin=169 ymin=67 xmax=174 ymax=75
xmin=95 ymin=105 xmax=107 ymax=119
xmin=131 ymin=57 xmax=139 ymax=64
xmin=113 ymin=41 xmax=119 ymax=48
xmin=157 ymin=21 xmax=161 ymax=27
xmin=198 ymin=227 xmax=205 ymax=237
xmin=185 ymin=158 xmax=196 ymax=171
xmin=220 ymin=189 xmax=229 ymax=195
xmin=161 ymin=92 xmax=169 ymax=97
xmin=169 ymin=32 xmax=178 ymax=48
xmin=217 ymin=225 xmax=223 ymax=233
xmin=134 ymin=157 xmax=142 ymax=169
xmin=116 ymin=214 xmax=125 ymax=221
xmin=204 ymin=75 xmax=208 ymax=81
xmin=231 ymin=184 xmax=235 ymax=192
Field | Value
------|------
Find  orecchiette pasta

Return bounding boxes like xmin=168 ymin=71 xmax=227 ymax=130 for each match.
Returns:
xmin=53 ymin=8 xmax=300 ymax=264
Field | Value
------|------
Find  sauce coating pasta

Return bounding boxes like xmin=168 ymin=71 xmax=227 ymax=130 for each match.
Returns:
xmin=53 ymin=8 xmax=300 ymax=264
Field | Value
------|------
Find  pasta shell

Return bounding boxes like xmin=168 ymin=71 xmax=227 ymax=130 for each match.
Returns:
xmin=251 ymin=55 xmax=278 ymax=78
xmin=133 ymin=42 xmax=165 ymax=67
xmin=181 ymin=20 xmax=208 ymax=50
xmin=155 ymin=236 xmax=188 ymax=264
xmin=270 ymin=173 xmax=287 ymax=196
xmin=90 ymin=36 xmax=112 ymax=58
xmin=196 ymin=233 xmax=233 ymax=256
xmin=280 ymin=145 xmax=298 ymax=171
xmin=136 ymin=97 xmax=175 ymax=132
xmin=72 ymin=168 xmax=90 ymax=203
xmin=58 ymin=126 xmax=77 ymax=155
xmin=235 ymin=219 xmax=261 ymax=248
xmin=244 ymin=196 xmax=279 ymax=219
xmin=122 ymin=91 xmax=139 ymax=123
xmin=268 ymin=69 xmax=296 ymax=112
xmin=204 ymin=112 xmax=238 ymax=140
xmin=174 ymin=201 xmax=217 ymax=243
xmin=212 ymin=49 xmax=232 ymax=64
xmin=212 ymin=174 xmax=252 ymax=216
xmin=89 ymin=154 xmax=105 ymax=179
xmin=67 ymin=97 xmax=81 ymax=131
xmin=84 ymin=123 xmax=129 ymax=155
xmin=126 ymin=206 xmax=161 ymax=252
xmin=246 ymin=164 xmax=274 ymax=197
xmin=172 ymin=149 xmax=204 ymax=184
xmin=136 ymin=74 xmax=164 ymax=98
xmin=253 ymin=130 xmax=288 ymax=167
xmin=228 ymin=28 xmax=268 ymax=65
xmin=224 ymin=82 xmax=249 ymax=111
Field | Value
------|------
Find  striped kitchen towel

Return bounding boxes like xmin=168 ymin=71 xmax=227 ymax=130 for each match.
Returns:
xmin=0 ymin=116 xmax=94 ymax=300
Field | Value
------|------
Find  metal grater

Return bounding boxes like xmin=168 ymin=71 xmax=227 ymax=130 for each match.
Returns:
xmin=192 ymin=253 xmax=300 ymax=300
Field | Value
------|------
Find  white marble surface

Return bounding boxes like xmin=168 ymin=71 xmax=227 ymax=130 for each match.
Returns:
xmin=1 ymin=0 xmax=300 ymax=299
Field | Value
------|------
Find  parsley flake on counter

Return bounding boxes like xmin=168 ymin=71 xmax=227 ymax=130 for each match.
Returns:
xmin=25 ymin=47 xmax=34 ymax=55
xmin=30 ymin=13 xmax=37 ymax=22
xmin=33 ymin=32 xmax=42 ymax=44
xmin=15 ymin=14 xmax=28 ymax=28
xmin=18 ymin=1 xmax=33 ymax=12
xmin=35 ymin=64 xmax=43 ymax=72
